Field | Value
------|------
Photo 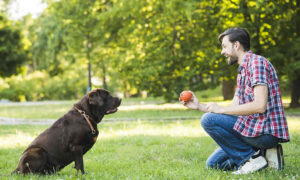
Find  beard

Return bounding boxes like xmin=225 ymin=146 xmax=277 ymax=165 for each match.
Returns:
xmin=227 ymin=56 xmax=238 ymax=65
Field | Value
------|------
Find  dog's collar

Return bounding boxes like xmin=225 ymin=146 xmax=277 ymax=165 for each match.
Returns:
xmin=73 ymin=106 xmax=96 ymax=135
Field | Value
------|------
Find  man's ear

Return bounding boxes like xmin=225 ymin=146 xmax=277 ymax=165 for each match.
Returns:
xmin=88 ymin=90 xmax=104 ymax=106
xmin=235 ymin=41 xmax=241 ymax=50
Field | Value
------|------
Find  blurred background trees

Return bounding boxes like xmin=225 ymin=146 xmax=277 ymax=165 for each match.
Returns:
xmin=0 ymin=0 xmax=299 ymax=107
xmin=0 ymin=6 xmax=27 ymax=77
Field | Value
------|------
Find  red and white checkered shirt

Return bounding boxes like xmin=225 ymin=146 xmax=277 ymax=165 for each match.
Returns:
xmin=233 ymin=51 xmax=290 ymax=142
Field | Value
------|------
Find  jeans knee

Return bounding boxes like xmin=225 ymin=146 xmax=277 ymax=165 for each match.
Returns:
xmin=201 ymin=112 xmax=214 ymax=129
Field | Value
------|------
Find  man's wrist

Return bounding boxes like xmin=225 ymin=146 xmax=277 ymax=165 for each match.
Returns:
xmin=220 ymin=107 xmax=226 ymax=114
xmin=197 ymin=102 xmax=206 ymax=112
xmin=197 ymin=102 xmax=200 ymax=111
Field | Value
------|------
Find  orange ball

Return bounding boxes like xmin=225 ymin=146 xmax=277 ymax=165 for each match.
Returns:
xmin=180 ymin=91 xmax=192 ymax=102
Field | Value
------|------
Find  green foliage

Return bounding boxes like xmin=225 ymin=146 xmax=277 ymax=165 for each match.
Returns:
xmin=95 ymin=0 xmax=230 ymax=101
xmin=0 ymin=69 xmax=87 ymax=101
xmin=1 ymin=0 xmax=299 ymax=103
xmin=0 ymin=13 xmax=27 ymax=77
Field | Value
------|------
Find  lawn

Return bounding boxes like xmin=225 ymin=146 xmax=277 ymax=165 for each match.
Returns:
xmin=0 ymin=118 xmax=300 ymax=179
xmin=0 ymin=90 xmax=300 ymax=179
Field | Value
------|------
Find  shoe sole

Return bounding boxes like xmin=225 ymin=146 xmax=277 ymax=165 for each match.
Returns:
xmin=232 ymin=163 xmax=268 ymax=175
xmin=232 ymin=156 xmax=268 ymax=175
xmin=259 ymin=163 xmax=268 ymax=172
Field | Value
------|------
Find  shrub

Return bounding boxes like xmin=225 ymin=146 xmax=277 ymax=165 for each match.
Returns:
xmin=0 ymin=70 xmax=87 ymax=101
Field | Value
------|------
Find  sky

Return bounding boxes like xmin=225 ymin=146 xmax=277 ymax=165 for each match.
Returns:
xmin=8 ymin=0 xmax=47 ymax=20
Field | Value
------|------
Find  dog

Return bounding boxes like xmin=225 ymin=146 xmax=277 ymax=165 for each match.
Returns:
xmin=12 ymin=88 xmax=121 ymax=174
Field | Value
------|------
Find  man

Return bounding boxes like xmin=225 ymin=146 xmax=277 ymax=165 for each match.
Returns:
xmin=182 ymin=27 xmax=289 ymax=174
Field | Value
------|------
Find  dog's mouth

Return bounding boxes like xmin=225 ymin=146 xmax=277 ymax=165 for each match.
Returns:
xmin=105 ymin=98 xmax=121 ymax=115
xmin=106 ymin=108 xmax=118 ymax=114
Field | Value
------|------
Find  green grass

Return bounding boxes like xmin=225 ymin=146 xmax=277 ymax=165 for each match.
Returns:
xmin=0 ymin=103 xmax=204 ymax=120
xmin=0 ymin=118 xmax=300 ymax=179
xmin=0 ymin=103 xmax=72 ymax=119
xmin=0 ymin=90 xmax=299 ymax=179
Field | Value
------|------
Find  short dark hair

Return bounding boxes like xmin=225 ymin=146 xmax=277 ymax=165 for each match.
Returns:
xmin=218 ymin=27 xmax=250 ymax=51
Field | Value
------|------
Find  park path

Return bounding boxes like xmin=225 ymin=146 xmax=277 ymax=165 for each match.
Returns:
xmin=0 ymin=100 xmax=201 ymax=125
xmin=0 ymin=101 xmax=299 ymax=125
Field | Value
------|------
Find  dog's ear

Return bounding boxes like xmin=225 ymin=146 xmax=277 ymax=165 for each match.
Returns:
xmin=88 ymin=90 xmax=104 ymax=106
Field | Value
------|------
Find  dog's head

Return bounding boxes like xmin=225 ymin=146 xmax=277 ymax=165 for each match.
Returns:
xmin=87 ymin=88 xmax=121 ymax=115
xmin=74 ymin=88 xmax=121 ymax=123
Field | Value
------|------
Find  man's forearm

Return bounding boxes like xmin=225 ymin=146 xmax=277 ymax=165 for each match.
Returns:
xmin=197 ymin=102 xmax=208 ymax=112
xmin=222 ymin=101 xmax=266 ymax=115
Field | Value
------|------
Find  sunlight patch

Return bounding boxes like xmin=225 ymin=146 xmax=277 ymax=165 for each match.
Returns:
xmin=119 ymin=102 xmax=233 ymax=111
xmin=100 ymin=125 xmax=209 ymax=138
xmin=0 ymin=131 xmax=34 ymax=148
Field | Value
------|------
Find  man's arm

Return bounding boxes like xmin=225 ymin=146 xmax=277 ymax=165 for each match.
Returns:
xmin=197 ymin=102 xmax=208 ymax=112
xmin=232 ymin=95 xmax=239 ymax=106
xmin=181 ymin=92 xmax=208 ymax=112
xmin=207 ymin=85 xmax=268 ymax=115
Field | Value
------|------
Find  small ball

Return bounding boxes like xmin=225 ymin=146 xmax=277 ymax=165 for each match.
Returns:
xmin=180 ymin=91 xmax=192 ymax=102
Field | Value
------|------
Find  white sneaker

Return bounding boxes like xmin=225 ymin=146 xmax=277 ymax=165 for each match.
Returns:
xmin=265 ymin=144 xmax=284 ymax=170
xmin=232 ymin=156 xmax=267 ymax=175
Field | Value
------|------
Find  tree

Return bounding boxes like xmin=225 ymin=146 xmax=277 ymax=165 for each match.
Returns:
xmin=24 ymin=0 xmax=299 ymax=104
xmin=271 ymin=0 xmax=300 ymax=107
xmin=224 ymin=0 xmax=300 ymax=107
xmin=98 ymin=0 xmax=228 ymax=101
xmin=32 ymin=0 xmax=120 ymax=91
xmin=0 ymin=13 xmax=27 ymax=77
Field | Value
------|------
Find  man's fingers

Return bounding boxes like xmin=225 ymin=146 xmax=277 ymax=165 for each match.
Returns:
xmin=179 ymin=99 xmax=187 ymax=106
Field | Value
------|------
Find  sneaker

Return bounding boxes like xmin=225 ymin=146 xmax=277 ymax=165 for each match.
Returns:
xmin=265 ymin=144 xmax=284 ymax=170
xmin=232 ymin=155 xmax=267 ymax=175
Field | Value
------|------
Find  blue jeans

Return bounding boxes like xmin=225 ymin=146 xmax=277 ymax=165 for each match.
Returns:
xmin=201 ymin=113 xmax=278 ymax=170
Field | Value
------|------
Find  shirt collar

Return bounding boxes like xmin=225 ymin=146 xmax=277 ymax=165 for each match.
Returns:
xmin=238 ymin=50 xmax=252 ymax=73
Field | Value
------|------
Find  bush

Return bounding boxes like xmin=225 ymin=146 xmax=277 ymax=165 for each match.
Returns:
xmin=0 ymin=70 xmax=87 ymax=101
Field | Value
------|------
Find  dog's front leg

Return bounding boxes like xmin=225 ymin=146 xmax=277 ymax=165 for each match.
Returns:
xmin=70 ymin=145 xmax=85 ymax=174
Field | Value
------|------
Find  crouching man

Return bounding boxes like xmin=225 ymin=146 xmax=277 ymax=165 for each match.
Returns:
xmin=182 ymin=27 xmax=289 ymax=174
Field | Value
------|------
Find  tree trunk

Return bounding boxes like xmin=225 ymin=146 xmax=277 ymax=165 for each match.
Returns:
xmin=222 ymin=79 xmax=235 ymax=100
xmin=102 ymin=61 xmax=108 ymax=90
xmin=86 ymin=35 xmax=92 ymax=93
xmin=290 ymin=76 xmax=300 ymax=108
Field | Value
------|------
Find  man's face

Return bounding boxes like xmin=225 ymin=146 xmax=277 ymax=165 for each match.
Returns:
xmin=221 ymin=35 xmax=238 ymax=65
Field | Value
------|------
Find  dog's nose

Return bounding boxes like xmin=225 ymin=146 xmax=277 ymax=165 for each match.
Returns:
xmin=117 ymin=98 xmax=122 ymax=106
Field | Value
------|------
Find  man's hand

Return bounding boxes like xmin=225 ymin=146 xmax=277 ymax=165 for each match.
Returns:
xmin=180 ymin=91 xmax=208 ymax=112
xmin=206 ymin=102 xmax=224 ymax=114
xmin=180 ymin=91 xmax=199 ymax=110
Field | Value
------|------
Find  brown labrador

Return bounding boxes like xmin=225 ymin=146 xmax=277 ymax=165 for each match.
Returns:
xmin=12 ymin=88 xmax=121 ymax=174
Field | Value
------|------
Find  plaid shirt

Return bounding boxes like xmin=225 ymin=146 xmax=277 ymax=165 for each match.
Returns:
xmin=233 ymin=51 xmax=289 ymax=142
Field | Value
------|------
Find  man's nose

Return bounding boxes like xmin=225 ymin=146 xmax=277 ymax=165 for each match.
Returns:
xmin=221 ymin=49 xmax=225 ymax=55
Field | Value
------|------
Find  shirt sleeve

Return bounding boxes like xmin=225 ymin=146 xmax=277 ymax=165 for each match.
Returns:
xmin=250 ymin=57 xmax=268 ymax=87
